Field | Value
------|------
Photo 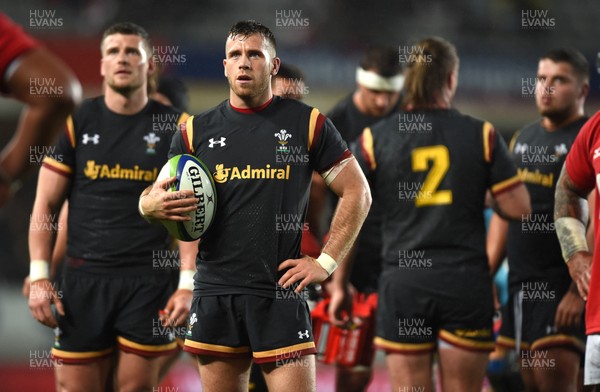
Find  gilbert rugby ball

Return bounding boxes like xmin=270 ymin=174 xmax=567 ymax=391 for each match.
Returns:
xmin=156 ymin=154 xmax=217 ymax=241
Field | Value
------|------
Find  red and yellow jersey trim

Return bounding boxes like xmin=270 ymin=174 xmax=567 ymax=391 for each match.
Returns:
xmin=117 ymin=336 xmax=178 ymax=353
xmin=308 ymin=108 xmax=327 ymax=152
xmin=253 ymin=342 xmax=315 ymax=359
xmin=51 ymin=347 xmax=113 ymax=362
xmin=490 ymin=175 xmax=521 ymax=196
xmin=180 ymin=115 xmax=195 ymax=154
xmin=483 ymin=121 xmax=495 ymax=163
xmin=530 ymin=334 xmax=585 ymax=353
xmin=496 ymin=335 xmax=530 ymax=350
xmin=373 ymin=336 xmax=435 ymax=354
xmin=178 ymin=112 xmax=190 ymax=125
xmin=66 ymin=116 xmax=76 ymax=148
xmin=508 ymin=130 xmax=521 ymax=153
xmin=183 ymin=339 xmax=250 ymax=354
xmin=42 ymin=156 xmax=73 ymax=177
xmin=360 ymin=127 xmax=377 ymax=171
xmin=439 ymin=330 xmax=495 ymax=352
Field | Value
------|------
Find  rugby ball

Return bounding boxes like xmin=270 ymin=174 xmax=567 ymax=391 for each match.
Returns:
xmin=156 ymin=154 xmax=217 ymax=241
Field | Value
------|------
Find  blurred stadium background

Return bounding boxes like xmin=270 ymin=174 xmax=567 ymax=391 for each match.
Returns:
xmin=1 ymin=0 xmax=599 ymax=390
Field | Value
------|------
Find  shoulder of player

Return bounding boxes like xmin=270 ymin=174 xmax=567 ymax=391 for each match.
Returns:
xmin=512 ymin=120 xmax=541 ymax=140
xmin=274 ymin=95 xmax=315 ymax=112
xmin=576 ymin=111 xmax=600 ymax=140
xmin=68 ymin=96 xmax=104 ymax=127
xmin=148 ymin=98 xmax=185 ymax=115
xmin=326 ymin=94 xmax=353 ymax=120
xmin=367 ymin=112 xmax=398 ymax=136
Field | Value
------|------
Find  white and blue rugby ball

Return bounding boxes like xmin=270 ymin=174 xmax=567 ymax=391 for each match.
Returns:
xmin=156 ymin=154 xmax=217 ymax=241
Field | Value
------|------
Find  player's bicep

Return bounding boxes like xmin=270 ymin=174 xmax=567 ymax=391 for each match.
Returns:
xmin=33 ymin=166 xmax=70 ymax=214
xmin=491 ymin=182 xmax=530 ymax=221
xmin=327 ymin=157 xmax=369 ymax=199
xmin=168 ymin=129 xmax=188 ymax=158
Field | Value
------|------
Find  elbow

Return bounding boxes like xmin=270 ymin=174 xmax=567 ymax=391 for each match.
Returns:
xmin=55 ymin=78 xmax=82 ymax=113
xmin=361 ymin=183 xmax=372 ymax=216
xmin=493 ymin=184 xmax=531 ymax=221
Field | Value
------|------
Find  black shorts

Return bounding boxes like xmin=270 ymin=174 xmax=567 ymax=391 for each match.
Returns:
xmin=51 ymin=268 xmax=179 ymax=364
xmin=497 ymin=282 xmax=585 ymax=355
xmin=183 ymin=294 xmax=317 ymax=363
xmin=374 ymin=268 xmax=495 ymax=354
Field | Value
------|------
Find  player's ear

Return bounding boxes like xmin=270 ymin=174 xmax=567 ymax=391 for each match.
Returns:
xmin=147 ymin=57 xmax=157 ymax=76
xmin=100 ymin=57 xmax=106 ymax=77
xmin=447 ymin=68 xmax=458 ymax=93
xmin=580 ymin=81 xmax=590 ymax=99
xmin=223 ymin=59 xmax=228 ymax=77
xmin=271 ymin=57 xmax=281 ymax=76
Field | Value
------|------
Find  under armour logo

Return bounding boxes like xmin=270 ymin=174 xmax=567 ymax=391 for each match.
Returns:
xmin=82 ymin=133 xmax=100 ymax=145
xmin=298 ymin=330 xmax=309 ymax=339
xmin=209 ymin=137 xmax=226 ymax=148
xmin=594 ymin=148 xmax=600 ymax=160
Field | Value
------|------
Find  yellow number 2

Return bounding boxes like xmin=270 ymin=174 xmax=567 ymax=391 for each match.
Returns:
xmin=411 ymin=145 xmax=452 ymax=207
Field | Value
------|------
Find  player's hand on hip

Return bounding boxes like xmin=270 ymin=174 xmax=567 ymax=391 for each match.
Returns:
xmin=566 ymin=251 xmax=592 ymax=300
xmin=161 ymin=289 xmax=192 ymax=327
xmin=555 ymin=289 xmax=585 ymax=329
xmin=28 ymin=279 xmax=64 ymax=328
xmin=278 ymin=255 xmax=329 ymax=294
xmin=141 ymin=176 xmax=198 ymax=221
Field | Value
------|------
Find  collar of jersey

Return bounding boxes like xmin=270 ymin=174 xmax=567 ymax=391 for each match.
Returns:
xmin=229 ymin=97 xmax=274 ymax=114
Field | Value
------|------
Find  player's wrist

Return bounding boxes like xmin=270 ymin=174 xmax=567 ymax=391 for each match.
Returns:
xmin=316 ymin=252 xmax=338 ymax=276
xmin=30 ymin=259 xmax=50 ymax=282
xmin=556 ymin=217 xmax=589 ymax=263
xmin=138 ymin=195 xmax=153 ymax=222
xmin=178 ymin=269 xmax=195 ymax=291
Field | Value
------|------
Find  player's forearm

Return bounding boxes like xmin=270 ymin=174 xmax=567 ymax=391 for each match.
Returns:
xmin=178 ymin=239 xmax=198 ymax=271
xmin=487 ymin=213 xmax=508 ymax=276
xmin=554 ymin=166 xmax=589 ymax=223
xmin=177 ymin=239 xmax=199 ymax=291
xmin=28 ymin=199 xmax=59 ymax=264
xmin=555 ymin=167 xmax=590 ymax=262
xmin=50 ymin=202 xmax=68 ymax=276
xmin=322 ymin=184 xmax=371 ymax=269
xmin=2 ymin=105 xmax=74 ymax=183
xmin=0 ymin=47 xmax=80 ymax=181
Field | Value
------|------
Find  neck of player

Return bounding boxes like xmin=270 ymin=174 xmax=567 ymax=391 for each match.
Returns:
xmin=104 ymin=84 xmax=149 ymax=115
xmin=542 ymin=107 xmax=585 ymax=132
xmin=230 ymin=89 xmax=273 ymax=110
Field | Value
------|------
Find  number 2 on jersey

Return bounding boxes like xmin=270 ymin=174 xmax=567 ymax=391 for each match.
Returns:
xmin=411 ymin=145 xmax=452 ymax=207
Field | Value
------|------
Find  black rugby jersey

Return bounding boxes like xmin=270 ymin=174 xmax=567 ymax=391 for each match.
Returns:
xmin=327 ymin=95 xmax=397 ymax=291
xmin=169 ymin=96 xmax=350 ymax=298
xmin=328 ymin=94 xmax=396 ymax=143
xmin=506 ymin=117 xmax=587 ymax=290
xmin=355 ymin=108 xmax=520 ymax=273
xmin=43 ymin=97 xmax=188 ymax=273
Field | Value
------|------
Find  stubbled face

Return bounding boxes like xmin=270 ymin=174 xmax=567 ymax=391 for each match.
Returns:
xmin=356 ymin=83 xmax=400 ymax=117
xmin=224 ymin=33 xmax=278 ymax=102
xmin=536 ymin=59 xmax=584 ymax=121
xmin=101 ymin=33 xmax=153 ymax=96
